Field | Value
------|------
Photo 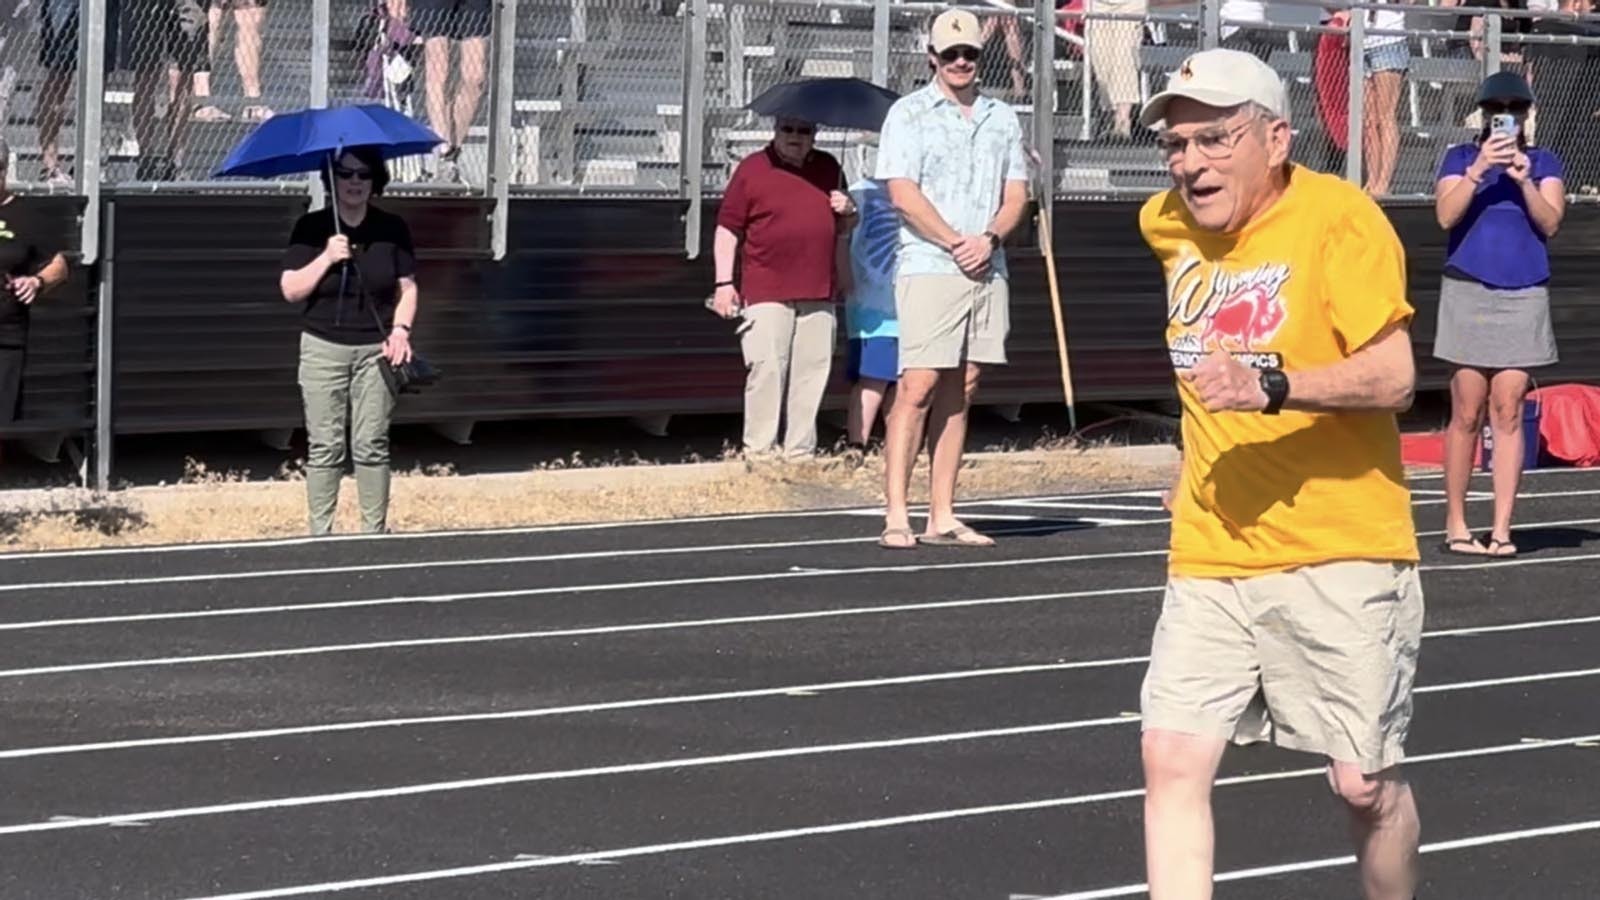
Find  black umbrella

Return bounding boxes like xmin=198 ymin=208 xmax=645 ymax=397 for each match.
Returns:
xmin=745 ymin=77 xmax=901 ymax=132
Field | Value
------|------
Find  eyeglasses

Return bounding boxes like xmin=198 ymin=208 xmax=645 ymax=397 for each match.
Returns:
xmin=1155 ymin=120 xmax=1256 ymax=162
xmin=1480 ymin=100 xmax=1531 ymax=115
xmin=937 ymin=46 xmax=981 ymax=64
xmin=777 ymin=125 xmax=815 ymax=136
xmin=334 ymin=167 xmax=373 ymax=181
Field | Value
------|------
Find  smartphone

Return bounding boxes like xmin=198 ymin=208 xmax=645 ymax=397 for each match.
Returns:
xmin=1490 ymin=113 xmax=1519 ymax=139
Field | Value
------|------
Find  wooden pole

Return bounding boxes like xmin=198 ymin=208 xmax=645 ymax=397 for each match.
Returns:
xmin=1036 ymin=200 xmax=1077 ymax=434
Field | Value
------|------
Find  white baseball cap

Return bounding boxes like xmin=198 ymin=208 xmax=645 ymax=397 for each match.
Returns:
xmin=929 ymin=9 xmax=982 ymax=53
xmin=1139 ymin=48 xmax=1290 ymax=129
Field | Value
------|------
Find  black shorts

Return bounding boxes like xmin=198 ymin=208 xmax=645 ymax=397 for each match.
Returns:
xmin=0 ymin=347 xmax=23 ymax=427
xmin=411 ymin=0 xmax=492 ymax=40
xmin=39 ymin=0 xmax=209 ymax=74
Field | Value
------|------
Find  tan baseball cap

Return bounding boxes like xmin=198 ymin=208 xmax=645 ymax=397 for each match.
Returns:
xmin=929 ymin=9 xmax=982 ymax=53
xmin=1139 ymin=48 xmax=1290 ymax=129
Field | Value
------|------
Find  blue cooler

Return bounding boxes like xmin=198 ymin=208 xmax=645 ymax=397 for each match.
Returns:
xmin=1480 ymin=397 xmax=1542 ymax=472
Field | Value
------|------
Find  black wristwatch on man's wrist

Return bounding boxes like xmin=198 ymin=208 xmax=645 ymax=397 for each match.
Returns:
xmin=1259 ymin=368 xmax=1290 ymax=415
xmin=982 ymin=231 xmax=1000 ymax=250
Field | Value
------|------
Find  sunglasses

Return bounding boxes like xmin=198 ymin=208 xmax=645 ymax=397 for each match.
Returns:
xmin=937 ymin=46 xmax=981 ymax=64
xmin=334 ymin=166 xmax=374 ymax=181
xmin=778 ymin=124 xmax=815 ymax=136
xmin=1480 ymin=100 xmax=1531 ymax=114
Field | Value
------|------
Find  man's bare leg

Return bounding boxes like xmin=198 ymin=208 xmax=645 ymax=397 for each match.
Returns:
xmin=881 ymin=368 xmax=939 ymax=547
xmin=38 ymin=72 xmax=72 ymax=177
xmin=1142 ymin=729 xmax=1227 ymax=900
xmin=1327 ymin=763 xmax=1421 ymax=900
xmin=922 ymin=362 xmax=988 ymax=542
xmin=452 ymin=36 xmax=488 ymax=148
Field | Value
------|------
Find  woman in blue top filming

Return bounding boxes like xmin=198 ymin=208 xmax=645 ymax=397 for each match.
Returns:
xmin=1433 ymin=71 xmax=1565 ymax=558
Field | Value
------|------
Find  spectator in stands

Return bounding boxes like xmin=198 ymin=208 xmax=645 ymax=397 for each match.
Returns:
xmin=407 ymin=0 xmax=491 ymax=183
xmin=1361 ymin=0 xmax=1408 ymax=196
xmin=123 ymin=0 xmax=211 ymax=180
xmin=36 ymin=0 xmax=90 ymax=187
xmin=1526 ymin=0 xmax=1599 ymax=189
xmin=874 ymin=9 xmax=1028 ymax=548
xmin=1433 ymin=71 xmax=1565 ymax=557
xmin=978 ymin=0 xmax=1027 ymax=100
xmin=842 ymin=172 xmax=899 ymax=465
xmin=0 ymin=137 xmax=71 ymax=444
xmin=1136 ymin=47 xmax=1424 ymax=900
xmin=1218 ymin=0 xmax=1282 ymax=60
xmin=280 ymin=147 xmax=418 ymax=535
xmin=190 ymin=0 xmax=274 ymax=124
xmin=1085 ymin=0 xmax=1146 ymax=140
xmin=712 ymin=116 xmax=856 ymax=462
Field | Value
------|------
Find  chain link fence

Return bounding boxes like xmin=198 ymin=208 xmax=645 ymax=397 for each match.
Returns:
xmin=0 ymin=0 xmax=1593 ymax=200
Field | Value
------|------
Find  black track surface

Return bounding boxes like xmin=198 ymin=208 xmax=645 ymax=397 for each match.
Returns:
xmin=1 ymin=468 xmax=1598 ymax=899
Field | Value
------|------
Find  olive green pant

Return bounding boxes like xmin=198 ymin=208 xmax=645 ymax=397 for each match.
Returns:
xmin=298 ymin=332 xmax=396 ymax=535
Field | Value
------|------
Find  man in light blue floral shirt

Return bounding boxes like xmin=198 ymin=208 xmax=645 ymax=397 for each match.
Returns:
xmin=873 ymin=7 xmax=1030 ymax=550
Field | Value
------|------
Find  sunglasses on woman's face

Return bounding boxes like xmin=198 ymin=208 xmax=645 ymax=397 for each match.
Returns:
xmin=778 ymin=124 xmax=814 ymax=136
xmin=335 ymin=166 xmax=374 ymax=181
xmin=938 ymin=46 xmax=981 ymax=64
xmin=1481 ymin=101 xmax=1530 ymax=115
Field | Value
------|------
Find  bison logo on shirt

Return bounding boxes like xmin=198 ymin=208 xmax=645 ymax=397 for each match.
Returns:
xmin=1166 ymin=254 xmax=1292 ymax=370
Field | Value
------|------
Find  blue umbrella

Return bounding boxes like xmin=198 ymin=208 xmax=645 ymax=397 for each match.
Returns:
xmin=214 ymin=103 xmax=443 ymax=178
xmin=745 ymin=77 xmax=900 ymax=132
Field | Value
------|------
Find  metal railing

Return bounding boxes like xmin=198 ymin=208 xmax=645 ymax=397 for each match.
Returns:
xmin=7 ymin=0 xmax=1597 ymax=260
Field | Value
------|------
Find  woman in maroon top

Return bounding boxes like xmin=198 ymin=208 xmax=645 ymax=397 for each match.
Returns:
xmin=712 ymin=116 xmax=858 ymax=460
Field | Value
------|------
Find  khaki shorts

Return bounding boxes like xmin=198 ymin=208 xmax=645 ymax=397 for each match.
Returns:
xmin=894 ymin=273 xmax=1010 ymax=372
xmin=1139 ymin=560 xmax=1425 ymax=774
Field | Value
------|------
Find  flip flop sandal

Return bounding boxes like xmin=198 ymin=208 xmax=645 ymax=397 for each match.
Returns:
xmin=878 ymin=527 xmax=917 ymax=550
xmin=917 ymin=525 xmax=995 ymax=547
xmin=1484 ymin=538 xmax=1518 ymax=557
xmin=1440 ymin=536 xmax=1487 ymax=556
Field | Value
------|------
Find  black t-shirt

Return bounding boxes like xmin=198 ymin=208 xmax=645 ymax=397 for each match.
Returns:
xmin=0 ymin=199 xmax=59 ymax=348
xmin=282 ymin=205 xmax=416 ymax=346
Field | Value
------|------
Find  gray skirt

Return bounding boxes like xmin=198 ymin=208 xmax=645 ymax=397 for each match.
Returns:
xmin=1432 ymin=274 xmax=1558 ymax=370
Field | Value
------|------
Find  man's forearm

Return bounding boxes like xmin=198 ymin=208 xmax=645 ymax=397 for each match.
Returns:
xmin=713 ymin=226 xmax=739 ymax=282
xmin=886 ymin=180 xmax=961 ymax=250
xmin=985 ymin=183 xmax=1029 ymax=241
xmin=1284 ymin=326 xmax=1415 ymax=413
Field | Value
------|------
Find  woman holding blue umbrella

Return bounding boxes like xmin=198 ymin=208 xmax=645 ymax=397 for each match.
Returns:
xmin=279 ymin=145 xmax=419 ymax=535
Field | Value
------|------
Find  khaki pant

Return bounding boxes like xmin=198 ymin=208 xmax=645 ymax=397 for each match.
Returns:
xmin=1140 ymin=559 xmax=1425 ymax=774
xmin=737 ymin=301 xmax=836 ymax=459
xmin=298 ymin=332 xmax=397 ymax=535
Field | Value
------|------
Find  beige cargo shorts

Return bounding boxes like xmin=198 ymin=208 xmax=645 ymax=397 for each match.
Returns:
xmin=894 ymin=273 xmax=1010 ymax=372
xmin=1139 ymin=559 xmax=1425 ymax=774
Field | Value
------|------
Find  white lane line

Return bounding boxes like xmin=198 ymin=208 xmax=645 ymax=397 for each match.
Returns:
xmin=0 ymin=520 xmax=1156 ymax=595
xmin=1041 ymin=818 xmax=1600 ymax=899
xmin=7 ymin=510 xmax=1600 ymax=633
xmin=6 ymin=481 xmax=1596 ymax=592
xmin=8 ymin=667 xmax=1599 ymax=839
xmin=176 ymin=733 xmax=1600 ymax=900
xmin=0 ymin=549 xmax=1171 ymax=632
xmin=6 ymin=632 xmax=1596 ymax=762
xmin=6 ymin=550 xmax=1600 ymax=679
xmin=0 ymin=487 xmax=1180 ymax=563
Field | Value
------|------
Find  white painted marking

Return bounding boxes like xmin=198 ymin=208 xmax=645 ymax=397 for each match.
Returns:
xmin=176 ymin=733 xmax=1600 ymax=900
xmin=1041 ymin=819 xmax=1600 ymax=898
xmin=0 ymin=718 xmax=1140 ymax=837
xmin=9 ymin=508 xmax=1600 ymax=634
xmin=6 ymin=632 xmax=1599 ymax=761
xmin=0 ymin=520 xmax=1146 ymax=594
xmin=0 ymin=486 xmax=1177 ymax=563
xmin=6 ymin=545 xmax=1600 ymax=678
xmin=0 ymin=549 xmax=1172 ymax=632
xmin=987 ymin=500 xmax=1168 ymax=513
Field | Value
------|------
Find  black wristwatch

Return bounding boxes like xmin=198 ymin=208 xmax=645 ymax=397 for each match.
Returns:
xmin=1259 ymin=368 xmax=1290 ymax=415
xmin=982 ymin=231 xmax=1000 ymax=250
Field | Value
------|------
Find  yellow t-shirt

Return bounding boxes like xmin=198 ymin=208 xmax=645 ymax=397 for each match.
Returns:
xmin=1139 ymin=166 xmax=1420 ymax=579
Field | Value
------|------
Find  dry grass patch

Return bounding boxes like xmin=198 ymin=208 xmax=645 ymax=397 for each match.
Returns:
xmin=0 ymin=443 xmax=1180 ymax=553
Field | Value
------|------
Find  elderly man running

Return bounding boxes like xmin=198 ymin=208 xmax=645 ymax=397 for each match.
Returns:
xmin=1135 ymin=48 xmax=1425 ymax=900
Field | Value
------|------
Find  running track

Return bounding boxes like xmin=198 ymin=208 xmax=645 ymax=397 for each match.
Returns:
xmin=0 ymin=467 xmax=1597 ymax=898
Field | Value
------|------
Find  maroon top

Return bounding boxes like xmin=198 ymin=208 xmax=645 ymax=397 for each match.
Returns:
xmin=717 ymin=145 xmax=843 ymax=304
